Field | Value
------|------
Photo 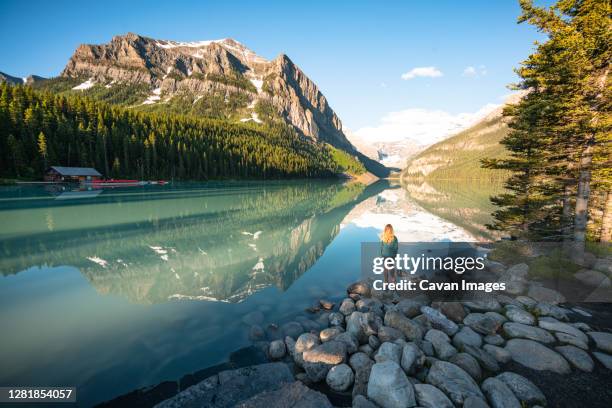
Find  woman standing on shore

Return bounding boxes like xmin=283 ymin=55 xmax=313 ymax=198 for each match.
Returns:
xmin=380 ymin=224 xmax=398 ymax=283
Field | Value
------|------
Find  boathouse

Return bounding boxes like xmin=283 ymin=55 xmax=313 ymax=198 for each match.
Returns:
xmin=45 ymin=166 xmax=102 ymax=182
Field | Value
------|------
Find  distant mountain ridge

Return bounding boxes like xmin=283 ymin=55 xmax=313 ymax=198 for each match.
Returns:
xmin=0 ymin=72 xmax=45 ymax=86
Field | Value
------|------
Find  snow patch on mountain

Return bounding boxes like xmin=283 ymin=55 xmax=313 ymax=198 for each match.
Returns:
xmin=73 ymin=78 xmax=95 ymax=90
xmin=142 ymin=87 xmax=162 ymax=105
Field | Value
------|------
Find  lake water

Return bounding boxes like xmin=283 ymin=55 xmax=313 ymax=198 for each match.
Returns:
xmin=0 ymin=179 xmax=501 ymax=406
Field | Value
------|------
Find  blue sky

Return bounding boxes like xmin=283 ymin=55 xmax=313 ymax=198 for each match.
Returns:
xmin=0 ymin=0 xmax=547 ymax=140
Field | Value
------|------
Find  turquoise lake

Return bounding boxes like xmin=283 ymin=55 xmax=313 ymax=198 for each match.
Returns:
xmin=0 ymin=180 xmax=500 ymax=406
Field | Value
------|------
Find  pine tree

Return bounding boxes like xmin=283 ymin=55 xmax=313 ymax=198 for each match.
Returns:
xmin=483 ymin=0 xmax=610 ymax=253
xmin=37 ymin=131 xmax=48 ymax=171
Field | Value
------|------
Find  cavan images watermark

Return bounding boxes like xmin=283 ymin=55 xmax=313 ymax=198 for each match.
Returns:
xmin=361 ymin=241 xmax=612 ymax=303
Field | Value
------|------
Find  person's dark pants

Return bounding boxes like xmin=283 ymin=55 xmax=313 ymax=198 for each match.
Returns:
xmin=383 ymin=256 xmax=396 ymax=284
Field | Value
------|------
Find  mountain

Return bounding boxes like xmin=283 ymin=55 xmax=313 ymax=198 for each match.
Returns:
xmin=346 ymin=129 xmax=424 ymax=168
xmin=0 ymin=72 xmax=46 ymax=86
xmin=401 ymin=93 xmax=524 ymax=180
xmin=32 ymin=33 xmax=388 ymax=177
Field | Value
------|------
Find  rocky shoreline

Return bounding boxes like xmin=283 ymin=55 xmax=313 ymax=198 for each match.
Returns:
xmin=148 ymin=255 xmax=612 ymax=408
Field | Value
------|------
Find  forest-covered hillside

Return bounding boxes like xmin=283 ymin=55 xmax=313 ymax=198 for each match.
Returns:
xmin=0 ymin=83 xmax=365 ymax=180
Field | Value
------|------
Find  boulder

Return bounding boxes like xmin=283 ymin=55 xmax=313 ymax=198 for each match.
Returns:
xmin=378 ymin=325 xmax=405 ymax=343
xmin=315 ymin=312 xmax=331 ymax=328
xmin=498 ymin=265 xmax=529 ymax=296
xmin=285 ymin=336 xmax=296 ymax=358
xmin=486 ymin=260 xmax=507 ymax=275
xmin=515 ymin=296 xmax=537 ymax=308
xmin=357 ymin=298 xmax=384 ymax=316
xmin=483 ymin=344 xmax=511 ymax=364
xmin=352 ymin=395 xmax=379 ymax=408
xmin=593 ymin=258 xmax=612 ymax=274
xmin=593 ymin=351 xmax=612 ymax=370
xmin=572 ymin=321 xmax=591 ymax=331
xmin=281 ymin=321 xmax=304 ymax=339
xmin=420 ymin=340 xmax=435 ymax=356
xmin=453 ymin=326 xmax=483 ymax=349
xmin=339 ymin=298 xmax=356 ymax=316
xmin=326 ymin=363 xmax=354 ymax=391
xmin=495 ymin=372 xmax=546 ymax=406
xmin=505 ymin=306 xmax=536 ymax=325
xmin=538 ymin=317 xmax=588 ymax=343
xmin=449 ymin=353 xmax=482 ymax=381
xmin=504 ymin=339 xmax=571 ymax=374
xmin=401 ymin=342 xmax=425 ymax=374
xmin=534 ymin=302 xmax=569 ymax=320
xmin=426 ymin=361 xmax=484 ymax=405
xmin=334 ymin=332 xmax=359 ymax=354
xmin=497 ymin=294 xmax=522 ymax=308
xmin=555 ymin=332 xmax=588 ymax=350
xmin=463 ymin=298 xmax=502 ymax=313
xmin=505 ymin=263 xmax=529 ymax=280
xmin=367 ymin=361 xmax=416 ymax=408
xmin=414 ymin=383 xmax=453 ymax=408
xmin=374 ymin=342 xmax=402 ymax=364
xmin=463 ymin=344 xmax=500 ymax=372
xmin=420 ymin=306 xmax=459 ymax=336
xmin=320 ymin=327 xmax=344 ymax=342
xmin=295 ymin=333 xmax=320 ymax=353
xmin=433 ymin=301 xmax=466 ymax=323
xmin=349 ymin=352 xmax=374 ymax=397
xmin=502 ymin=280 xmax=526 ymax=296
xmin=268 ymin=340 xmax=286 ymax=360
xmin=481 ymin=377 xmax=520 ymax=408
xmin=368 ymin=335 xmax=381 ymax=350
xmin=320 ymin=299 xmax=335 ymax=310
xmin=503 ymin=322 xmax=555 ymax=344
xmin=425 ymin=329 xmax=457 ymax=360
xmin=348 ymin=280 xmax=372 ymax=297
xmin=463 ymin=396 xmax=491 ymax=408
xmin=328 ymin=312 xmax=344 ymax=327
xmin=484 ymin=334 xmax=505 ymax=346
xmin=303 ymin=361 xmax=332 ymax=383
xmin=588 ymin=331 xmax=612 ymax=353
xmin=155 ymin=363 xmax=293 ymax=408
xmin=484 ymin=311 xmax=508 ymax=326
xmin=359 ymin=344 xmax=374 ymax=357
xmin=412 ymin=314 xmax=431 ymax=332
xmin=303 ymin=340 xmax=347 ymax=365
xmin=347 ymin=312 xmax=380 ymax=344
xmin=555 ymin=345 xmax=594 ymax=372
xmin=384 ymin=311 xmax=424 ymax=341
xmin=397 ymin=298 xmax=426 ymax=318
xmin=238 ymin=381 xmax=333 ymax=408
xmin=464 ymin=313 xmax=501 ymax=335
xmin=527 ymin=286 xmax=566 ymax=304
xmin=574 ymin=269 xmax=611 ymax=287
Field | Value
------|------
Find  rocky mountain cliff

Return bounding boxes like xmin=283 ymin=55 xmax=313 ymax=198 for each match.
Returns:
xmin=60 ymin=33 xmax=361 ymax=153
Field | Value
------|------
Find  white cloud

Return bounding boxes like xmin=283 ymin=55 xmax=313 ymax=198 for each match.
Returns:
xmin=463 ymin=66 xmax=477 ymax=77
xmin=354 ymin=103 xmax=499 ymax=146
xmin=380 ymin=82 xmax=387 ymax=88
xmin=401 ymin=66 xmax=443 ymax=80
xmin=462 ymin=65 xmax=487 ymax=77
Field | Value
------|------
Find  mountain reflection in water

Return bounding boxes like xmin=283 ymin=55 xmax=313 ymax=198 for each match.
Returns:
xmin=0 ymin=179 xmax=492 ymax=407
xmin=0 ymin=181 xmax=388 ymax=304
